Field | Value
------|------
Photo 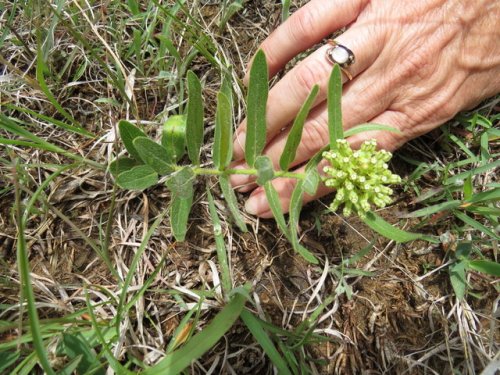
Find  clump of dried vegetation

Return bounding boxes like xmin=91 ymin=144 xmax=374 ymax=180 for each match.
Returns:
xmin=0 ymin=1 xmax=498 ymax=374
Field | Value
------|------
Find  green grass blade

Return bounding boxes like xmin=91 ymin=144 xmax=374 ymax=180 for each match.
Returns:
xmin=245 ymin=49 xmax=269 ymax=167
xmin=468 ymin=188 xmax=500 ymax=204
xmin=14 ymin=164 xmax=56 ymax=375
xmin=363 ymin=212 xmax=439 ymax=243
xmin=280 ymin=85 xmax=319 ymax=171
xmin=240 ymin=310 xmax=292 ymax=375
xmin=468 ymin=260 xmax=500 ymax=277
xmin=454 ymin=211 xmax=499 ymax=240
xmin=60 ymin=333 xmax=104 ymax=375
xmin=400 ymin=200 xmax=462 ymax=218
xmin=186 ymin=71 xmax=204 ymax=165
xmin=219 ymin=175 xmax=248 ymax=232
xmin=327 ymin=64 xmax=343 ymax=149
xmin=281 ymin=0 xmax=291 ymax=21
xmin=344 ymin=123 xmax=401 ymax=138
xmin=207 ymin=189 xmax=232 ymax=296
xmin=213 ymin=92 xmax=233 ymax=170
xmin=445 ymin=159 xmax=500 ymax=186
xmin=134 ymin=137 xmax=175 ymax=174
xmin=143 ymin=292 xmax=247 ymax=374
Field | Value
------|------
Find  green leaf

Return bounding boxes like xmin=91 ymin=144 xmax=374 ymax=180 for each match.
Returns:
xmin=302 ymin=148 xmax=325 ymax=196
xmin=454 ymin=211 xmax=499 ymax=240
xmin=240 ymin=310 xmax=292 ymax=375
xmin=116 ymin=165 xmax=159 ymax=190
xmin=143 ymin=292 xmax=247 ymax=374
xmin=134 ymin=137 xmax=175 ymax=175
xmin=280 ymin=85 xmax=319 ymax=171
xmin=327 ymin=64 xmax=343 ymax=149
xmin=207 ymin=189 xmax=232 ymax=295
xmin=61 ymin=333 xmax=104 ymax=375
xmin=213 ymin=92 xmax=233 ymax=170
xmin=166 ymin=167 xmax=195 ymax=199
xmin=468 ymin=188 xmax=500 ymax=204
xmin=161 ymin=115 xmax=187 ymax=164
xmin=400 ymin=200 xmax=461 ymax=219
xmin=58 ymin=355 xmax=83 ymax=375
xmin=463 ymin=174 xmax=473 ymax=201
xmin=264 ymin=182 xmax=290 ymax=237
xmin=118 ymin=120 xmax=148 ymax=162
xmin=167 ymin=168 xmax=195 ymax=242
xmin=289 ymin=181 xmax=319 ymax=264
xmin=449 ymin=261 xmax=467 ymax=300
xmin=363 ymin=212 xmax=439 ymax=243
xmin=109 ymin=157 xmax=140 ymax=177
xmin=255 ymin=156 xmax=274 ymax=186
xmin=219 ymin=175 xmax=248 ymax=232
xmin=468 ymin=260 xmax=500 ymax=277
xmin=186 ymin=71 xmax=204 ymax=165
xmin=245 ymin=49 xmax=269 ymax=167
xmin=344 ymin=123 xmax=401 ymax=138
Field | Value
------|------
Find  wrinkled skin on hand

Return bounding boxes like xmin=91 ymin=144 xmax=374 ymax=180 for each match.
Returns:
xmin=230 ymin=0 xmax=500 ymax=218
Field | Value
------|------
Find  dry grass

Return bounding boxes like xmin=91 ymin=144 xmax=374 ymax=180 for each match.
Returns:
xmin=0 ymin=1 xmax=498 ymax=374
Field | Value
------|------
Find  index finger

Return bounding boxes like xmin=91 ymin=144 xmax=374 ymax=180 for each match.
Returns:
xmin=245 ymin=0 xmax=369 ymax=81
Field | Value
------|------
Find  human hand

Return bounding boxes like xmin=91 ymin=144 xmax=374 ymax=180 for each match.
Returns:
xmin=230 ymin=0 xmax=500 ymax=218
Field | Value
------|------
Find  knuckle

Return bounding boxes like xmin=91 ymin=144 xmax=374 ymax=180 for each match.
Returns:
xmin=294 ymin=60 xmax=327 ymax=95
xmin=301 ymin=120 xmax=329 ymax=156
xmin=288 ymin=9 xmax=316 ymax=43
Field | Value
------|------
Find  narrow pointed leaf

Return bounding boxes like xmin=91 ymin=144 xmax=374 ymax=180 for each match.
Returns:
xmin=468 ymin=260 xmax=500 ymax=277
xmin=186 ymin=71 xmax=204 ymax=164
xmin=255 ymin=155 xmax=274 ymax=185
xmin=344 ymin=123 xmax=401 ymax=138
xmin=219 ymin=175 xmax=247 ymax=232
xmin=213 ymin=92 xmax=233 ymax=170
xmin=134 ymin=137 xmax=175 ymax=175
xmin=161 ymin=115 xmax=187 ymax=163
xmin=449 ymin=261 xmax=467 ymax=300
xmin=280 ymin=85 xmax=319 ymax=171
xmin=119 ymin=120 xmax=148 ymax=162
xmin=289 ymin=181 xmax=319 ymax=264
xmin=264 ymin=182 xmax=289 ymax=236
xmin=400 ymin=200 xmax=461 ymax=219
xmin=109 ymin=157 xmax=140 ymax=177
xmin=327 ymin=64 xmax=343 ymax=149
xmin=116 ymin=165 xmax=158 ymax=190
xmin=207 ymin=188 xmax=232 ymax=295
xmin=363 ymin=212 xmax=439 ymax=243
xmin=302 ymin=148 xmax=325 ymax=196
xmin=144 ymin=293 xmax=246 ymax=374
xmin=245 ymin=49 xmax=269 ymax=167
xmin=240 ymin=310 xmax=292 ymax=375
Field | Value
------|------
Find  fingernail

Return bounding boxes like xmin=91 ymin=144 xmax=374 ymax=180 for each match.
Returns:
xmin=245 ymin=189 xmax=266 ymax=216
xmin=233 ymin=131 xmax=246 ymax=161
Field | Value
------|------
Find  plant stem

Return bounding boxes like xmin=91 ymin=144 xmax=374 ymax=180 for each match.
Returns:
xmin=192 ymin=167 xmax=305 ymax=180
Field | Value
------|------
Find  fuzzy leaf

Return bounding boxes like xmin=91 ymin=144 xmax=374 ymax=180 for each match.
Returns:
xmin=161 ymin=115 xmax=187 ymax=164
xmin=219 ymin=175 xmax=248 ymax=232
xmin=363 ymin=212 xmax=439 ymax=243
xmin=118 ymin=120 xmax=148 ymax=161
xmin=116 ymin=165 xmax=158 ymax=190
xmin=109 ymin=157 xmax=140 ymax=177
xmin=213 ymin=92 xmax=233 ymax=170
xmin=327 ymin=65 xmax=343 ymax=149
xmin=166 ymin=167 xmax=195 ymax=199
xmin=280 ymin=85 xmax=319 ymax=171
xmin=264 ymin=182 xmax=289 ymax=237
xmin=302 ymin=148 xmax=325 ymax=196
xmin=245 ymin=49 xmax=269 ymax=167
xmin=186 ymin=71 xmax=204 ymax=165
xmin=289 ymin=181 xmax=319 ymax=264
xmin=255 ymin=156 xmax=274 ymax=186
xmin=167 ymin=168 xmax=195 ymax=242
xmin=134 ymin=137 xmax=175 ymax=175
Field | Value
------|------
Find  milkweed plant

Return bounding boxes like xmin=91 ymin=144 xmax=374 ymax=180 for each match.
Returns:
xmin=111 ymin=50 xmax=436 ymax=264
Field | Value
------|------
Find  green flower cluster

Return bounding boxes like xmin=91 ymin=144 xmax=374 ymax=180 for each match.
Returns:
xmin=322 ymin=139 xmax=402 ymax=218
